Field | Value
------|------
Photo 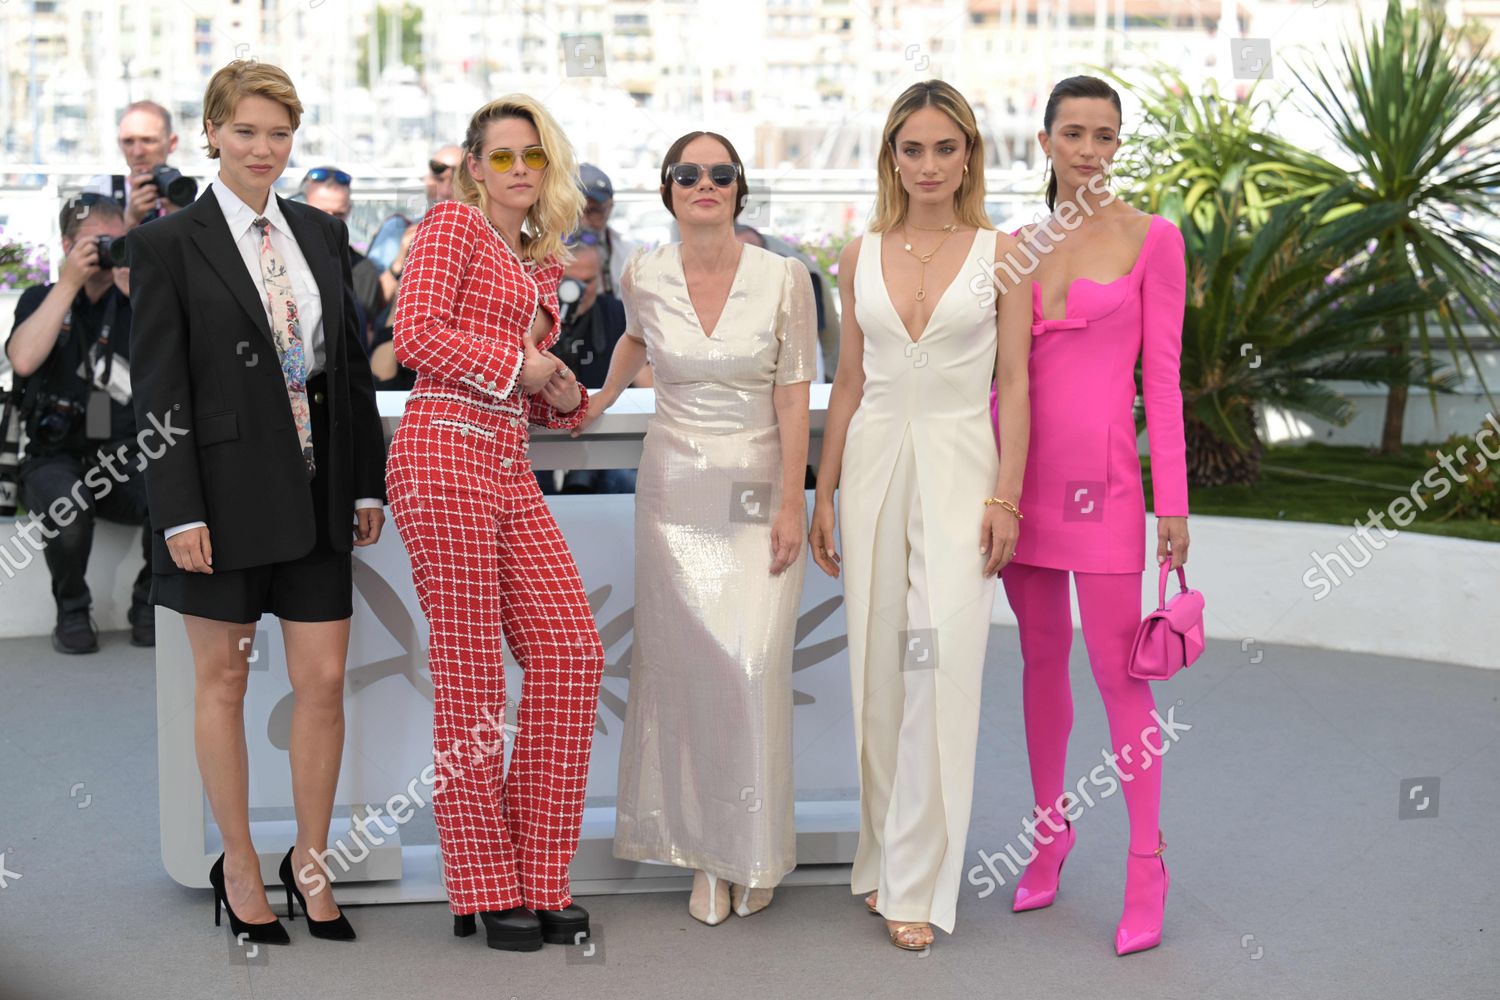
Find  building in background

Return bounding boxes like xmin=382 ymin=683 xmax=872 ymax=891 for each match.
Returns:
xmin=1 ymin=0 xmax=1494 ymax=250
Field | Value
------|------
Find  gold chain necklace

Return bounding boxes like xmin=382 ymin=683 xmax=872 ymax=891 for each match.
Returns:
xmin=900 ymin=222 xmax=959 ymax=301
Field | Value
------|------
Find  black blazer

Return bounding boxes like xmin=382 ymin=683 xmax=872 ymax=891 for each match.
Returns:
xmin=129 ymin=187 xmax=387 ymax=575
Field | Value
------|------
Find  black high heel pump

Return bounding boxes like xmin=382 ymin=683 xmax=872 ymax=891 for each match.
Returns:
xmin=209 ymin=853 xmax=290 ymax=946
xmin=279 ymin=848 xmax=357 ymax=941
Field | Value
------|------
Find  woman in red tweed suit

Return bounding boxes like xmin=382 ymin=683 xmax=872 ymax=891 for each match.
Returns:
xmin=385 ymin=95 xmax=605 ymax=953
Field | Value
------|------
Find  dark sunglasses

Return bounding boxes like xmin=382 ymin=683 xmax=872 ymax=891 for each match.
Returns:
xmin=303 ymin=166 xmax=351 ymax=186
xmin=428 ymin=159 xmax=454 ymax=177
xmin=487 ymin=146 xmax=549 ymax=173
xmin=668 ymin=162 xmax=739 ymax=188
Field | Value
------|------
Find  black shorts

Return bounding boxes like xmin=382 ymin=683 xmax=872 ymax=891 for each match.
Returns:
xmin=150 ymin=373 xmax=354 ymax=625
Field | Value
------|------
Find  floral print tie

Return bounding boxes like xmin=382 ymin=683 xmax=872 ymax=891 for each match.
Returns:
xmin=252 ymin=217 xmax=315 ymax=479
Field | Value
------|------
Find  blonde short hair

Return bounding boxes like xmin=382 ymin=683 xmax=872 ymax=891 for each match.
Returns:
xmin=454 ymin=95 xmax=584 ymax=265
xmin=871 ymin=80 xmax=992 ymax=234
xmin=201 ymin=60 xmax=304 ymax=160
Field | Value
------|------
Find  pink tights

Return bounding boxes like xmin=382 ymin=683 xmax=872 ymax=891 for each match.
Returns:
xmin=1001 ymin=562 xmax=1162 ymax=854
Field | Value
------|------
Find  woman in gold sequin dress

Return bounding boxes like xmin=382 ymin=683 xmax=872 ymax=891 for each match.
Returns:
xmin=574 ymin=131 xmax=818 ymax=925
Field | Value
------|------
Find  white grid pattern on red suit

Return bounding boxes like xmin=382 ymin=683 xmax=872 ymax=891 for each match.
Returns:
xmin=385 ymin=198 xmax=603 ymax=914
xmin=389 ymin=198 xmax=588 ymax=433
xmin=390 ymin=467 xmax=604 ymax=913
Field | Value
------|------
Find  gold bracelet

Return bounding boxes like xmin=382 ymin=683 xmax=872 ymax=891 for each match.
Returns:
xmin=984 ymin=498 xmax=1023 ymax=519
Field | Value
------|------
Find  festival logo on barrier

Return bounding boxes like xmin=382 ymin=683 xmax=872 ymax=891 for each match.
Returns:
xmin=263 ymin=561 xmax=849 ymax=743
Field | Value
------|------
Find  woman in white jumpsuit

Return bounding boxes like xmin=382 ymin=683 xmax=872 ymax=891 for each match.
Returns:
xmin=810 ymin=80 xmax=1032 ymax=951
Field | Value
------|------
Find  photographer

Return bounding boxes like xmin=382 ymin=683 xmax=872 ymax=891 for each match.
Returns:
xmin=576 ymin=163 xmax=639 ymax=297
xmin=535 ymin=241 xmax=649 ymax=495
xmin=298 ymin=165 xmax=381 ymax=347
xmin=4 ymin=195 xmax=154 ymax=652
xmin=87 ymin=101 xmax=196 ymax=231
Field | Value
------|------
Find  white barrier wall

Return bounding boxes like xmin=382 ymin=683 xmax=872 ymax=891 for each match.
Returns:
xmin=1 ymin=386 xmax=1493 ymax=903
xmin=991 ymin=515 xmax=1496 ymax=672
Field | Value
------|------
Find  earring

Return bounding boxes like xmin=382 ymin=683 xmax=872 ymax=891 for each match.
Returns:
xmin=894 ymin=166 xmax=901 ymax=175
xmin=963 ymin=164 xmax=969 ymax=174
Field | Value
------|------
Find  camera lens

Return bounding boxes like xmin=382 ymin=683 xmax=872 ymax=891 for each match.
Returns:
xmin=152 ymin=165 xmax=198 ymax=207
xmin=95 ymin=236 xmax=116 ymax=271
xmin=34 ymin=397 xmax=80 ymax=444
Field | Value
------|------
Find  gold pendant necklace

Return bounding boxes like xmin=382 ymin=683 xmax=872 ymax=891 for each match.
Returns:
xmin=900 ymin=222 xmax=958 ymax=301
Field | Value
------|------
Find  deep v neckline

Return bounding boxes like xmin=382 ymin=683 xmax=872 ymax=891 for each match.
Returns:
xmin=876 ymin=228 xmax=985 ymax=344
xmin=1034 ymin=215 xmax=1159 ymax=323
xmin=675 ymin=242 xmax=748 ymax=339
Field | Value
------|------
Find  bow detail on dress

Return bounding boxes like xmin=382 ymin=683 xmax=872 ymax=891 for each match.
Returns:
xmin=1031 ymin=316 xmax=1089 ymax=337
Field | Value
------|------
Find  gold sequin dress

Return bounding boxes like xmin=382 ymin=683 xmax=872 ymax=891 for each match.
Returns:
xmin=612 ymin=243 xmax=818 ymax=887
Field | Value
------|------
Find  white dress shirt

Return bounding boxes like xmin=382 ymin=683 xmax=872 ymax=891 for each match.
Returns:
xmin=164 ymin=175 xmax=380 ymax=542
xmin=212 ymin=176 xmax=327 ymax=375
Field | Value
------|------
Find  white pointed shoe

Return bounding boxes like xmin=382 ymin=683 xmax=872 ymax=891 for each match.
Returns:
xmin=688 ymin=870 xmax=730 ymax=926
xmin=730 ymin=882 xmax=774 ymax=917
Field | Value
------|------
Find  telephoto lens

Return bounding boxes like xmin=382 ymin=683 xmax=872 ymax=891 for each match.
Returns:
xmin=150 ymin=164 xmax=199 ymax=207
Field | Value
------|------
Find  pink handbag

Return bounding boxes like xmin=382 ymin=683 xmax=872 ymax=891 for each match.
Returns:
xmin=1127 ymin=564 xmax=1205 ymax=681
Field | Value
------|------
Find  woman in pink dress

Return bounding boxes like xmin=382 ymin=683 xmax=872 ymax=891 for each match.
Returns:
xmin=991 ymin=75 xmax=1190 ymax=955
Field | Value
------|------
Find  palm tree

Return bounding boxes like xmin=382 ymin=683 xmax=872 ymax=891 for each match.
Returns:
xmin=1293 ymin=0 xmax=1500 ymax=454
xmin=1104 ymin=66 xmax=1328 ymax=231
xmin=1162 ymin=184 xmax=1448 ymax=486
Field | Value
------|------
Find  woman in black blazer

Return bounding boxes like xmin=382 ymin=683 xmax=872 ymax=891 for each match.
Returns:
xmin=129 ymin=60 xmax=386 ymax=944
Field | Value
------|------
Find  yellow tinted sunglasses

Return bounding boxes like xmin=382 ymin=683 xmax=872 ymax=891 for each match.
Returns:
xmin=487 ymin=145 xmax=549 ymax=173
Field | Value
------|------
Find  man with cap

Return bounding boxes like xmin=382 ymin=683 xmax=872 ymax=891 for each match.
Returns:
xmin=576 ymin=164 xmax=639 ymax=298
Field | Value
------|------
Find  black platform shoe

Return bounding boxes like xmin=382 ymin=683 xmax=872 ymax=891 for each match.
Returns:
xmin=454 ymin=908 xmax=543 ymax=951
xmin=279 ymin=849 xmax=356 ymax=940
xmin=536 ymin=904 xmax=590 ymax=945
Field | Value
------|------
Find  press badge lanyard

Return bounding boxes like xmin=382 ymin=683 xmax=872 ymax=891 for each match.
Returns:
xmin=72 ymin=293 xmax=123 ymax=439
xmin=92 ymin=296 xmax=119 ymax=385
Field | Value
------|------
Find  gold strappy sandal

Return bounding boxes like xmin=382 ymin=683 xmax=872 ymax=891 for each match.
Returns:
xmin=886 ymin=919 xmax=934 ymax=951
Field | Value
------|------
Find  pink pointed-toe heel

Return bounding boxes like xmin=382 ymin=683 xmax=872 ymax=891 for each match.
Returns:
xmin=1115 ymin=831 xmax=1169 ymax=956
xmin=1013 ymin=807 xmax=1076 ymax=913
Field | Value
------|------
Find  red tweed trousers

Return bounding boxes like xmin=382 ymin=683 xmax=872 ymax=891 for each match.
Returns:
xmin=388 ymin=395 xmax=604 ymax=914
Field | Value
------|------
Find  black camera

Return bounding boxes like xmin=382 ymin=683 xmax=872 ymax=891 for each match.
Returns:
xmin=31 ymin=394 xmax=84 ymax=445
xmin=143 ymin=164 xmax=198 ymax=207
xmin=95 ymin=235 xmax=130 ymax=270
